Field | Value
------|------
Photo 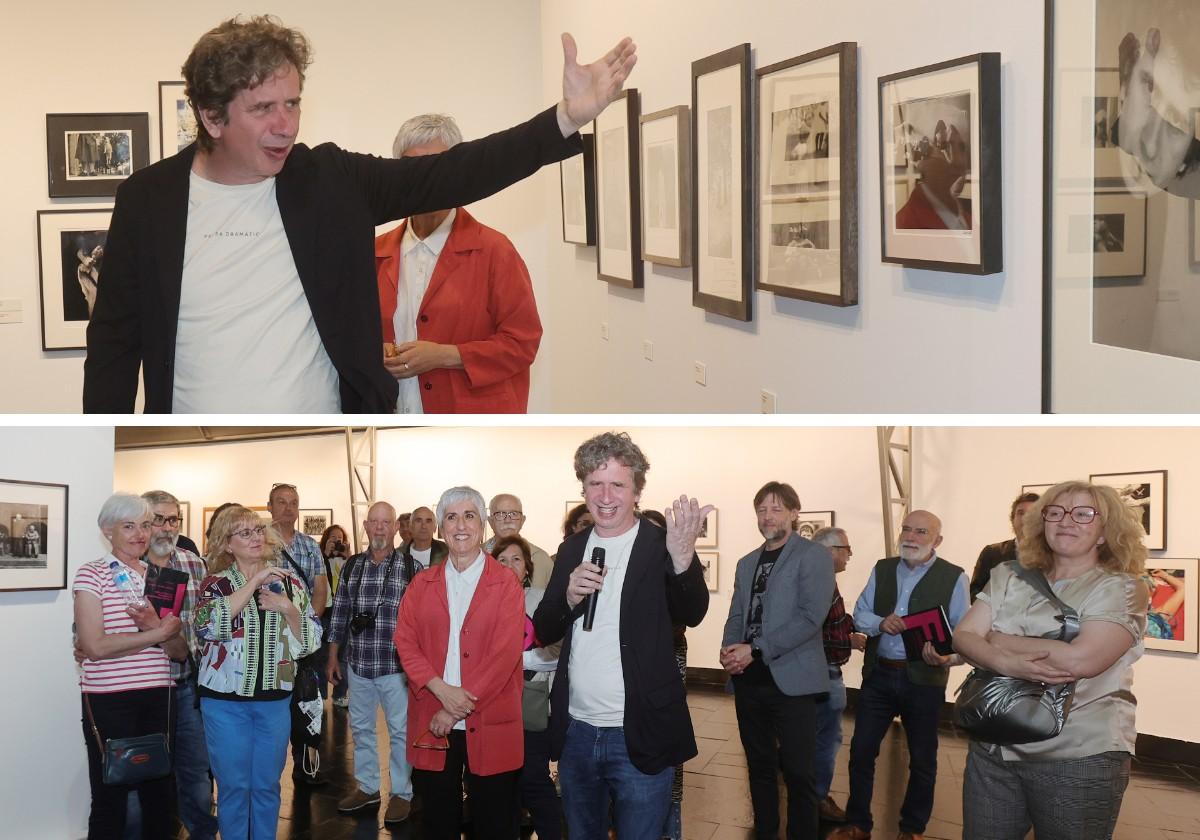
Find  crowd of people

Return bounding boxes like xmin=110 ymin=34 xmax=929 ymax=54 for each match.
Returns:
xmin=72 ymin=432 xmax=1152 ymax=840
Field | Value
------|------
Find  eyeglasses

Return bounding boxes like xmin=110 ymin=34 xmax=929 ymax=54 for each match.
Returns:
xmin=491 ymin=511 xmax=523 ymax=521
xmin=1041 ymin=505 xmax=1099 ymax=524
xmin=151 ymin=514 xmax=182 ymax=527
xmin=413 ymin=730 xmax=450 ymax=751
xmin=900 ymin=526 xmax=930 ymax=536
xmin=231 ymin=525 xmax=268 ymax=540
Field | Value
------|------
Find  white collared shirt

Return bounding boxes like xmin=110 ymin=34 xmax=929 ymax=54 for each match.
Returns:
xmin=442 ymin=546 xmax=484 ymax=731
xmin=393 ymin=209 xmax=456 ymax=414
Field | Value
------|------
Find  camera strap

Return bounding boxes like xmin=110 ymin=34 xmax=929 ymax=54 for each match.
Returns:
xmin=354 ymin=549 xmax=400 ymax=618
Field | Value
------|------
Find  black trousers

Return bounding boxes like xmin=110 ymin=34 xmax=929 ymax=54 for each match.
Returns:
xmin=733 ymin=678 xmax=819 ymax=840
xmin=81 ymin=688 xmax=176 ymax=840
xmin=519 ymin=727 xmax=563 ymax=840
xmin=414 ymin=730 xmax=520 ymax=840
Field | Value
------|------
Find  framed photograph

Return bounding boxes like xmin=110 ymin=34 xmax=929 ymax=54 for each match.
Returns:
xmin=46 ymin=112 xmax=149 ymax=198
xmin=756 ymin=42 xmax=858 ymax=306
xmin=1021 ymin=483 xmax=1057 ymax=496
xmin=878 ymin=52 xmax=1002 ymax=274
xmin=692 ymin=43 xmax=753 ymax=320
xmin=1089 ymin=470 xmax=1167 ymax=551
xmin=202 ymin=505 xmax=271 ymax=553
xmin=299 ymin=509 xmax=333 ymax=537
xmin=158 ymin=81 xmax=198 ymax=158
xmin=1192 ymin=109 xmax=1200 ymax=266
xmin=0 ymin=478 xmax=68 ymax=592
xmin=639 ymin=105 xmax=692 ymax=266
xmin=595 ymin=89 xmax=643 ymax=287
xmin=1087 ymin=191 xmax=1147 ymax=277
xmin=698 ymin=551 xmax=719 ymax=593
xmin=36 ymin=208 xmax=112 ymax=351
xmin=795 ymin=510 xmax=836 ymax=541
xmin=1143 ymin=558 xmax=1197 ymax=653
xmin=178 ymin=501 xmax=191 ymax=539
xmin=695 ymin=507 xmax=718 ymax=549
xmin=560 ymin=133 xmax=596 ymax=245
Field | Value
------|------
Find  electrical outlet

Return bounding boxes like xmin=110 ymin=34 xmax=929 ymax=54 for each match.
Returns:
xmin=693 ymin=361 xmax=706 ymax=386
xmin=760 ymin=390 xmax=777 ymax=413
xmin=642 ymin=340 xmax=654 ymax=361
xmin=600 ymin=322 xmax=610 ymax=340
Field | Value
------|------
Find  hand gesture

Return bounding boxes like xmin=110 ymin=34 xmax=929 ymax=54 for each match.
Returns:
xmin=435 ymin=683 xmax=478 ymax=719
xmin=249 ymin=566 xmax=286 ymax=590
xmin=719 ymin=643 xmax=752 ymax=675
xmin=156 ymin=614 xmax=183 ymax=644
xmin=256 ymin=585 xmax=294 ymax=617
xmin=1003 ymin=650 xmax=1073 ymax=684
xmin=326 ymin=657 xmax=342 ymax=685
xmin=429 ymin=708 xmax=457 ymax=738
xmin=664 ymin=496 xmax=715 ymax=573
xmin=921 ymin=641 xmax=953 ymax=667
xmin=880 ymin=614 xmax=907 ymax=635
xmin=560 ymin=33 xmax=638 ymax=133
xmin=127 ymin=601 xmax=163 ymax=631
xmin=566 ymin=558 xmax=606 ymax=608
xmin=850 ymin=631 xmax=867 ymax=652
xmin=387 ymin=340 xmax=456 ymax=379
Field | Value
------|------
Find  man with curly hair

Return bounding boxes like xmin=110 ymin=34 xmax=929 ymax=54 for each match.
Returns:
xmin=83 ymin=15 xmax=636 ymax=414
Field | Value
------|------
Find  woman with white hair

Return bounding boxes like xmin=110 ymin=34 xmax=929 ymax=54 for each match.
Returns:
xmin=394 ymin=486 xmax=526 ymax=840
xmin=73 ymin=492 xmax=186 ymax=839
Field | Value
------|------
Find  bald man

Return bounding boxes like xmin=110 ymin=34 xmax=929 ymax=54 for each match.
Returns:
xmin=326 ymin=501 xmax=421 ymax=825
xmin=829 ymin=511 xmax=969 ymax=840
xmin=485 ymin=493 xmax=552 ymax=588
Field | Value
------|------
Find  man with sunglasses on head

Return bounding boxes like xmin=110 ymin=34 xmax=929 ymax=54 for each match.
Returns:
xmin=830 ymin=511 xmax=970 ymax=840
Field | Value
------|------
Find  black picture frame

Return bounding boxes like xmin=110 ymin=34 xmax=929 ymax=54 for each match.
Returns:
xmin=755 ymin=41 xmax=859 ymax=306
xmin=560 ymin=133 xmax=597 ymax=245
xmin=692 ymin=43 xmax=754 ymax=321
xmin=639 ymin=105 xmax=692 ymax=267
xmin=36 ymin=207 xmax=113 ymax=351
xmin=0 ymin=477 xmax=69 ymax=592
xmin=877 ymin=52 xmax=1002 ymax=275
xmin=46 ymin=112 xmax=149 ymax=198
xmin=1089 ymin=469 xmax=1168 ymax=552
xmin=595 ymin=89 xmax=643 ymax=288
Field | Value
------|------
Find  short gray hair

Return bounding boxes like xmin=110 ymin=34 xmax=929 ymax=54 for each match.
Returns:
xmin=98 ymin=492 xmax=152 ymax=530
xmin=436 ymin=486 xmax=486 ymax=526
xmin=811 ymin=526 xmax=847 ymax=548
xmin=141 ymin=490 xmax=180 ymax=509
xmin=393 ymin=113 xmax=462 ymax=158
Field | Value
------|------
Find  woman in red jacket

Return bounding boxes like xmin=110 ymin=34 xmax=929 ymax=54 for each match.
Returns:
xmin=393 ymin=485 xmax=525 ymax=840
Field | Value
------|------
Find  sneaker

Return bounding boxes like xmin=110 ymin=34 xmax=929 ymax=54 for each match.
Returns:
xmin=332 ymin=696 xmax=349 ymax=708
xmin=337 ymin=788 xmax=381 ymax=813
xmin=384 ymin=797 xmax=412 ymax=824
xmin=820 ymin=795 xmax=848 ymax=822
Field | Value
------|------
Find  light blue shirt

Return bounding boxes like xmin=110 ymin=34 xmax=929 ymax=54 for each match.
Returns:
xmin=852 ymin=553 xmax=970 ymax=661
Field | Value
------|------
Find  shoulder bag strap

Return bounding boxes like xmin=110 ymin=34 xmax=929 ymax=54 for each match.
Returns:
xmin=83 ymin=691 xmax=105 ymax=753
xmin=1009 ymin=560 xmax=1081 ymax=642
xmin=281 ymin=548 xmax=312 ymax=592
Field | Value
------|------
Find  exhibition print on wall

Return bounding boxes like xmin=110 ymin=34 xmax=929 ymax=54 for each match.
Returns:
xmin=300 ymin=509 xmax=333 ymax=537
xmin=594 ymin=89 xmax=643 ymax=288
xmin=37 ymin=208 xmax=112 ymax=351
xmin=796 ymin=510 xmax=836 ymax=540
xmin=202 ymin=505 xmax=272 ymax=553
xmin=560 ymin=133 xmax=596 ymax=245
xmin=693 ymin=43 xmax=753 ymax=321
xmin=0 ymin=478 xmax=68 ymax=592
xmin=756 ymin=42 xmax=858 ymax=306
xmin=639 ymin=105 xmax=692 ymax=266
xmin=699 ymin=551 xmax=719 ymax=593
xmin=159 ymin=81 xmax=198 ymax=157
xmin=46 ymin=113 xmax=149 ymax=198
xmin=878 ymin=53 xmax=1002 ymax=274
xmin=1143 ymin=557 xmax=1197 ymax=653
xmin=1089 ymin=469 xmax=1167 ymax=551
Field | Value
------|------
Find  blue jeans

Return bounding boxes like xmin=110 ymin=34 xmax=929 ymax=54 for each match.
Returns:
xmin=201 ymin=696 xmax=291 ymax=840
xmin=174 ymin=680 xmax=218 ymax=839
xmin=814 ymin=668 xmax=847 ymax=799
xmin=845 ymin=666 xmax=944 ymax=835
xmin=347 ymin=666 xmax=413 ymax=798
xmin=558 ymin=719 xmax=674 ymax=840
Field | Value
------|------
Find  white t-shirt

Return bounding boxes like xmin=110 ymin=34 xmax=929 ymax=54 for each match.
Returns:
xmin=409 ymin=546 xmax=432 ymax=569
xmin=393 ymin=209 xmax=456 ymax=414
xmin=443 ymin=549 xmax=485 ymax=731
xmin=568 ymin=521 xmax=640 ymax=727
xmin=172 ymin=172 xmax=340 ymax=413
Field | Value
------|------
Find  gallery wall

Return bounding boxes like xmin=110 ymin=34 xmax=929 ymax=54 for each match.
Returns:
xmin=1 ymin=0 xmax=552 ymax=412
xmin=0 ymin=427 xmax=116 ymax=839
xmin=539 ymin=0 xmax=1047 ymax=412
xmin=113 ymin=424 xmax=1200 ymax=746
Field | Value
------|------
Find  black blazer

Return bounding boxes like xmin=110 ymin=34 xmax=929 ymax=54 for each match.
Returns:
xmin=970 ymin=538 xmax=1017 ymax=599
xmin=83 ymin=106 xmax=580 ymax=413
xmin=533 ymin=522 xmax=709 ymax=775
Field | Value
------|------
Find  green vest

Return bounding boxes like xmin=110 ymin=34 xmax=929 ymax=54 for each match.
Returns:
xmin=863 ymin=556 xmax=962 ymax=687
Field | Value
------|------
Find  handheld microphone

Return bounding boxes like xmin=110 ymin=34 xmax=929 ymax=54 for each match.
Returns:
xmin=582 ymin=547 xmax=606 ymax=631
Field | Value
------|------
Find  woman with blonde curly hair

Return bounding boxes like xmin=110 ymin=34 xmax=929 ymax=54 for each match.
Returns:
xmin=194 ymin=505 xmax=322 ymax=839
xmin=953 ymin=481 xmax=1148 ymax=840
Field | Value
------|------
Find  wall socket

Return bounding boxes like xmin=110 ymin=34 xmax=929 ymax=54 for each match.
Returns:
xmin=599 ymin=321 xmax=609 ymax=340
xmin=693 ymin=361 xmax=706 ymax=386
xmin=642 ymin=340 xmax=654 ymax=361
xmin=760 ymin=390 xmax=777 ymax=413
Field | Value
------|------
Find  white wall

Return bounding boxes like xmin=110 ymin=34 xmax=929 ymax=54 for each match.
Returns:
xmin=539 ymin=0 xmax=1045 ymax=412
xmin=0 ymin=0 xmax=550 ymax=412
xmin=0 ymin=427 xmax=115 ymax=839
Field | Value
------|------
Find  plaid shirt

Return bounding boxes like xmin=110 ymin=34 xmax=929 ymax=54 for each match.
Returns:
xmin=822 ymin=583 xmax=853 ymax=667
xmin=163 ymin=547 xmax=208 ymax=681
xmin=328 ymin=549 xmax=417 ymax=679
xmin=282 ymin=531 xmax=326 ymax=594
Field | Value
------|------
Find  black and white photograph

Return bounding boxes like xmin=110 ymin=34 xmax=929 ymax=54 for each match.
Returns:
xmin=601 ymin=126 xmax=630 ymax=252
xmin=695 ymin=506 xmax=718 ymax=548
xmin=796 ymin=510 xmax=835 ymax=541
xmin=699 ymin=551 xmax=719 ymax=593
xmin=178 ymin=500 xmax=191 ymax=539
xmin=1068 ymin=190 xmax=1147 ymax=278
xmin=693 ymin=43 xmax=752 ymax=321
xmin=640 ymin=105 xmax=691 ymax=266
xmin=46 ymin=112 xmax=148 ymax=197
xmin=559 ymin=133 xmax=595 ymax=245
xmin=1090 ymin=469 xmax=1167 ymax=551
xmin=0 ymin=478 xmax=68 ymax=592
xmin=1143 ymin=557 xmax=1197 ymax=653
xmin=879 ymin=53 xmax=1002 ymax=274
xmin=594 ymin=88 xmax=642 ymax=287
xmin=300 ymin=508 xmax=333 ymax=537
xmin=37 ymin=208 xmax=112 ymax=351
xmin=645 ymin=142 xmax=676 ymax=229
xmin=159 ymin=80 xmax=198 ymax=157
xmin=757 ymin=43 xmax=858 ymax=306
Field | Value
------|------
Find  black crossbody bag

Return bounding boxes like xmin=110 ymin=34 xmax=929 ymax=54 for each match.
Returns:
xmin=84 ymin=687 xmax=173 ymax=785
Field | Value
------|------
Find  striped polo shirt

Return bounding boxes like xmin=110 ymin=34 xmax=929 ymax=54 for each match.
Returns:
xmin=73 ymin=555 xmax=172 ymax=693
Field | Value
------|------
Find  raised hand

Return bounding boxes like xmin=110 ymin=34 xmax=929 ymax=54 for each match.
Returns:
xmin=664 ymin=495 xmax=715 ymax=573
xmin=559 ymin=33 xmax=638 ymax=135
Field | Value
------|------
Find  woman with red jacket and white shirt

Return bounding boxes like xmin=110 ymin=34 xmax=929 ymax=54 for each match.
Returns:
xmin=393 ymin=485 xmax=525 ymax=840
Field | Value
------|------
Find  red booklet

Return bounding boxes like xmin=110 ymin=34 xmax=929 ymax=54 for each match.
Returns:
xmin=900 ymin=606 xmax=954 ymax=660
xmin=144 ymin=565 xmax=188 ymax=618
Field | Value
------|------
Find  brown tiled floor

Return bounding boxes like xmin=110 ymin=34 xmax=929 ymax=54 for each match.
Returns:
xmin=264 ymin=688 xmax=1200 ymax=839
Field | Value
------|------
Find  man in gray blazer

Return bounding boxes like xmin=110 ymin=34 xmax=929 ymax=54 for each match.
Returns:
xmin=720 ymin=481 xmax=836 ymax=840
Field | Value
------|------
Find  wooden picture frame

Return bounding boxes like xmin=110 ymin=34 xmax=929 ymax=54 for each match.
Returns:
xmin=0 ymin=478 xmax=69 ymax=592
xmin=639 ymin=105 xmax=692 ymax=267
xmin=36 ymin=208 xmax=112 ymax=351
xmin=1143 ymin=557 xmax=1197 ymax=654
xmin=46 ymin=112 xmax=149 ymax=198
xmin=560 ymin=134 xmax=596 ymax=245
xmin=878 ymin=52 xmax=1002 ymax=274
xmin=595 ymin=89 xmax=643 ymax=287
xmin=158 ymin=81 xmax=197 ymax=159
xmin=756 ymin=42 xmax=858 ymax=306
xmin=1089 ymin=469 xmax=1167 ymax=551
xmin=692 ymin=43 xmax=754 ymax=320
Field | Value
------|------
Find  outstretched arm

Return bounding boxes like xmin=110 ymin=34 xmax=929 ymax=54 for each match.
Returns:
xmin=557 ymin=33 xmax=638 ymax=136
